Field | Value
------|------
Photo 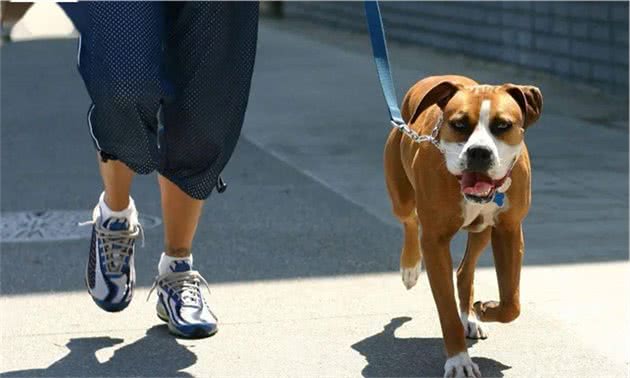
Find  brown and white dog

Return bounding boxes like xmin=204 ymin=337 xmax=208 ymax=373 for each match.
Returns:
xmin=384 ymin=75 xmax=542 ymax=378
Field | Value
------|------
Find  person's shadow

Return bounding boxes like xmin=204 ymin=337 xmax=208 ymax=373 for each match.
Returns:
xmin=351 ymin=317 xmax=510 ymax=378
xmin=2 ymin=325 xmax=196 ymax=377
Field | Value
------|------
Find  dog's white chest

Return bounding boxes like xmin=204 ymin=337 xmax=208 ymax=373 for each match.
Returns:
xmin=460 ymin=198 xmax=505 ymax=232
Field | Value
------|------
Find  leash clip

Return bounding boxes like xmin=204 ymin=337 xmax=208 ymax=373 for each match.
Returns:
xmin=390 ymin=119 xmax=406 ymax=132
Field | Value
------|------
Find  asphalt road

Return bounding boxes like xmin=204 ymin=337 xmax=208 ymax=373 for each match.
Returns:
xmin=1 ymin=14 xmax=628 ymax=378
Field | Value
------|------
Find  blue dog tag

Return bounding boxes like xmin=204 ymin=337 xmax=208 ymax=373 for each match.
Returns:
xmin=493 ymin=192 xmax=505 ymax=207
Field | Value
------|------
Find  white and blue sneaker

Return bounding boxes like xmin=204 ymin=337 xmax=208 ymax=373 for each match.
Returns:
xmin=148 ymin=257 xmax=218 ymax=338
xmin=84 ymin=196 xmax=141 ymax=312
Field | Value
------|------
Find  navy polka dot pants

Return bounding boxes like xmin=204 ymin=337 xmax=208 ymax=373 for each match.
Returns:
xmin=60 ymin=2 xmax=259 ymax=199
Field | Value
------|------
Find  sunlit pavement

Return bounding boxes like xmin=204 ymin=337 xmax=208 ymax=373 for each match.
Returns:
xmin=1 ymin=5 xmax=628 ymax=377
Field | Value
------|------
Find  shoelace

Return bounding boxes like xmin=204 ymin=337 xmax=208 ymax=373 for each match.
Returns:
xmin=147 ymin=270 xmax=211 ymax=307
xmin=79 ymin=219 xmax=144 ymax=275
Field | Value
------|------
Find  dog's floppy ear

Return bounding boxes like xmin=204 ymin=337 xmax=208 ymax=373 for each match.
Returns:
xmin=403 ymin=81 xmax=461 ymax=125
xmin=502 ymin=84 xmax=543 ymax=128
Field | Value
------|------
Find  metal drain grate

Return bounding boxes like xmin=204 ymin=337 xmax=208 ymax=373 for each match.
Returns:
xmin=0 ymin=210 xmax=161 ymax=243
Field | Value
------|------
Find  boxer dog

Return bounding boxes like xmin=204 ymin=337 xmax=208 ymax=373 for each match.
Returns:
xmin=384 ymin=75 xmax=542 ymax=377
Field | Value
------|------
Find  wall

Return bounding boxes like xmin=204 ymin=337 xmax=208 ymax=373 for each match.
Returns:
xmin=285 ymin=1 xmax=629 ymax=93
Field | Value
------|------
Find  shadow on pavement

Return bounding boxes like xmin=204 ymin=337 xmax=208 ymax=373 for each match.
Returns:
xmin=351 ymin=317 xmax=510 ymax=378
xmin=1 ymin=325 xmax=196 ymax=377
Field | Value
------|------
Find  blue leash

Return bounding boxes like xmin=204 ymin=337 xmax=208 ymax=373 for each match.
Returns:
xmin=364 ymin=0 xmax=437 ymax=147
xmin=364 ymin=1 xmax=405 ymax=127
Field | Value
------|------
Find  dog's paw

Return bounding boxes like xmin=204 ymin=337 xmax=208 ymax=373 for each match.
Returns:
xmin=460 ymin=311 xmax=488 ymax=339
xmin=443 ymin=352 xmax=481 ymax=378
xmin=401 ymin=261 xmax=421 ymax=290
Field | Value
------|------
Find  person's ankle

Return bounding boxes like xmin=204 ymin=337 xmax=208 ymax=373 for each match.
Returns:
xmin=158 ymin=252 xmax=193 ymax=275
xmin=103 ymin=191 xmax=130 ymax=212
xmin=98 ymin=191 xmax=136 ymax=223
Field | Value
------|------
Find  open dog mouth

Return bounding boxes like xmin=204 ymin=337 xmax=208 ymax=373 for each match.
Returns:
xmin=458 ymin=172 xmax=496 ymax=203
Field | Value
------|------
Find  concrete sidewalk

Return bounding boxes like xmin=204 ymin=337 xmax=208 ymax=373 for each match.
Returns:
xmin=1 ymin=13 xmax=629 ymax=378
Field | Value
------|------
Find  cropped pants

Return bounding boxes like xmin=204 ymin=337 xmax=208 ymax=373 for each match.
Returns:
xmin=60 ymin=2 xmax=259 ymax=199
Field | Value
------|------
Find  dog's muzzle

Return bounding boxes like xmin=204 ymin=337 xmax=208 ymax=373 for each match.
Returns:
xmin=466 ymin=147 xmax=493 ymax=173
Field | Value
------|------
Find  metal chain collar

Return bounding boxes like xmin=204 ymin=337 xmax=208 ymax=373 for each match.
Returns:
xmin=391 ymin=113 xmax=445 ymax=153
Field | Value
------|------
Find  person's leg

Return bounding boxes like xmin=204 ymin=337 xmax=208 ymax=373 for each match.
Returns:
xmin=149 ymin=2 xmax=259 ymax=338
xmin=154 ymin=174 xmax=204 ymax=288
xmin=99 ymin=156 xmax=134 ymax=211
xmin=158 ymin=175 xmax=203 ymax=258
xmin=61 ymin=2 xmax=164 ymax=312
xmin=87 ymin=156 xmax=141 ymax=313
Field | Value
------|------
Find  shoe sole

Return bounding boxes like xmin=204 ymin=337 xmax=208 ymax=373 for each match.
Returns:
xmin=156 ymin=302 xmax=218 ymax=339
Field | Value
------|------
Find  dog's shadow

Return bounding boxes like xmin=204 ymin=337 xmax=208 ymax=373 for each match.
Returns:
xmin=351 ymin=317 xmax=510 ymax=378
xmin=2 ymin=325 xmax=196 ymax=377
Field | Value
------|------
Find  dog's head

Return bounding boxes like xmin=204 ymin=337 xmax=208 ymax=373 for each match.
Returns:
xmin=409 ymin=81 xmax=543 ymax=203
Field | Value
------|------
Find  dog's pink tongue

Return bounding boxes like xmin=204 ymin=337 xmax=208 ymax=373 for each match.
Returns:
xmin=461 ymin=172 xmax=494 ymax=196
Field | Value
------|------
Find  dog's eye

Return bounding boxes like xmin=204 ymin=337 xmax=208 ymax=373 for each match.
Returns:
xmin=491 ymin=121 xmax=512 ymax=133
xmin=449 ymin=121 xmax=468 ymax=131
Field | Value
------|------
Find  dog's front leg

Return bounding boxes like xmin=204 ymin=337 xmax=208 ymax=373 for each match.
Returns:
xmin=474 ymin=222 xmax=524 ymax=323
xmin=457 ymin=228 xmax=492 ymax=339
xmin=422 ymin=231 xmax=481 ymax=378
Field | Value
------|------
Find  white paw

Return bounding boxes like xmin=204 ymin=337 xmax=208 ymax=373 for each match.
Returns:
xmin=444 ymin=352 xmax=481 ymax=378
xmin=401 ymin=261 xmax=421 ymax=290
xmin=460 ymin=311 xmax=488 ymax=339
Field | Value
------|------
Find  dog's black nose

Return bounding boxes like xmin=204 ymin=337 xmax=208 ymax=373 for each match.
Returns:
xmin=466 ymin=147 xmax=493 ymax=171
